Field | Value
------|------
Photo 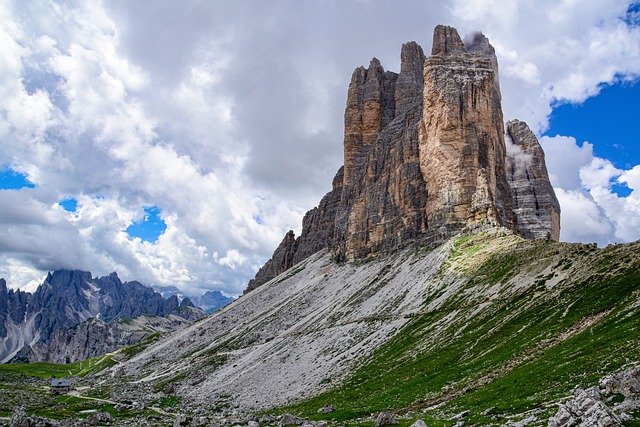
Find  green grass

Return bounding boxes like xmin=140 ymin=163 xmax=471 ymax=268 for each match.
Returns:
xmin=0 ymin=354 xmax=118 ymax=379
xmin=151 ymin=395 xmax=182 ymax=409
xmin=281 ymin=240 xmax=640 ymax=425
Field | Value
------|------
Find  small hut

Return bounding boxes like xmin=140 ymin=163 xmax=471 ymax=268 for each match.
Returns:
xmin=50 ymin=378 xmax=72 ymax=394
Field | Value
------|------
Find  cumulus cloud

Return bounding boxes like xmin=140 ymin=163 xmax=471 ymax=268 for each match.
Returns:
xmin=1 ymin=0 xmax=639 ymax=294
xmin=541 ymin=135 xmax=640 ymax=246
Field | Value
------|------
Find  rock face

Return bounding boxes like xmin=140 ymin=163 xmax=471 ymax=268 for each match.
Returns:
xmin=0 ymin=269 xmax=194 ymax=363
xmin=549 ymin=366 xmax=640 ymax=426
xmin=549 ymin=388 xmax=623 ymax=427
xmin=38 ymin=312 xmax=200 ymax=364
xmin=420 ymin=25 xmax=514 ymax=239
xmin=245 ymin=230 xmax=299 ymax=293
xmin=506 ymin=119 xmax=561 ymax=241
xmin=246 ymin=25 xmax=560 ymax=292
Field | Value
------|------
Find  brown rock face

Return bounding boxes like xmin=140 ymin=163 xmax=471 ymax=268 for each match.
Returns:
xmin=419 ymin=25 xmax=515 ymax=239
xmin=292 ymin=167 xmax=344 ymax=265
xmin=334 ymin=41 xmax=428 ymax=261
xmin=506 ymin=119 xmax=561 ymax=241
xmin=245 ymin=25 xmax=560 ymax=292
xmin=343 ymin=58 xmax=397 ymax=187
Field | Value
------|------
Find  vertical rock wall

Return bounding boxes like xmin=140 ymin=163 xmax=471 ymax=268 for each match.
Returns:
xmin=419 ymin=25 xmax=515 ymax=239
xmin=334 ymin=41 xmax=428 ymax=262
xmin=506 ymin=119 xmax=561 ymax=241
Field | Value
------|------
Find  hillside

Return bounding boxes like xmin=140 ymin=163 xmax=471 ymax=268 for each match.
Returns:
xmin=109 ymin=227 xmax=639 ymax=425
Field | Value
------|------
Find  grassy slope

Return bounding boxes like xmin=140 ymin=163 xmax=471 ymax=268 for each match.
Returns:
xmin=285 ymin=234 xmax=640 ymax=425
xmin=0 ymin=354 xmax=118 ymax=378
xmin=0 ymin=338 xmax=160 ymax=419
xmin=1 ymin=233 xmax=638 ymax=425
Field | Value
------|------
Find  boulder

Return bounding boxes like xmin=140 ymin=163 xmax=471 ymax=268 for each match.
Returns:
xmin=10 ymin=406 xmax=29 ymax=427
xmin=549 ymin=388 xmax=622 ymax=427
xmin=260 ymin=415 xmax=277 ymax=423
xmin=279 ymin=414 xmax=304 ymax=427
xmin=374 ymin=412 xmax=399 ymax=427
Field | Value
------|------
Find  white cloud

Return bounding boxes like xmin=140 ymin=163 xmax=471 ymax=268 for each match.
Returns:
xmin=539 ymin=135 xmax=594 ymax=190
xmin=619 ymin=165 xmax=640 ymax=196
xmin=555 ymin=188 xmax=616 ymax=245
xmin=541 ymin=134 xmax=640 ymax=246
xmin=1 ymin=0 xmax=640 ymax=295
xmin=452 ymin=0 xmax=640 ymax=132
xmin=503 ymin=61 xmax=541 ymax=85
xmin=579 ymin=158 xmax=622 ymax=190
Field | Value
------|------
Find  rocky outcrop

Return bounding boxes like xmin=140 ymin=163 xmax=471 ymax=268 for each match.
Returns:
xmin=245 ymin=231 xmax=299 ymax=293
xmin=506 ymin=119 xmax=561 ymax=241
xmin=0 ymin=278 xmax=31 ymax=338
xmin=464 ymin=31 xmax=501 ymax=103
xmin=246 ymin=25 xmax=560 ymax=292
xmin=292 ymin=166 xmax=344 ymax=265
xmin=549 ymin=387 xmax=622 ymax=427
xmin=374 ymin=412 xmax=399 ymax=427
xmin=549 ymin=366 xmax=640 ymax=426
xmin=31 ymin=311 xmax=201 ymax=364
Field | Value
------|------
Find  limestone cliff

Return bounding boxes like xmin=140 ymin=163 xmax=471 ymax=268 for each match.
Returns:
xmin=419 ymin=25 xmax=515 ymax=239
xmin=246 ymin=25 xmax=560 ymax=292
xmin=506 ymin=119 xmax=561 ymax=241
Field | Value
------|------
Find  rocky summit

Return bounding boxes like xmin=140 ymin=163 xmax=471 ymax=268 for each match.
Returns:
xmin=0 ymin=270 xmax=204 ymax=363
xmin=247 ymin=25 xmax=559 ymax=292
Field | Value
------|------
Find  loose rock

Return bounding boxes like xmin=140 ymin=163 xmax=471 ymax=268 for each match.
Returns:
xmin=374 ymin=412 xmax=399 ymax=427
xmin=279 ymin=414 xmax=304 ymax=427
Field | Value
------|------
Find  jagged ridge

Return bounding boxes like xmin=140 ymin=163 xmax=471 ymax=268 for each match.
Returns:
xmin=0 ymin=270 xmax=203 ymax=363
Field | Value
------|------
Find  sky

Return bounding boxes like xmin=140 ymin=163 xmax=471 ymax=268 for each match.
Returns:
xmin=1 ymin=0 xmax=639 ymax=295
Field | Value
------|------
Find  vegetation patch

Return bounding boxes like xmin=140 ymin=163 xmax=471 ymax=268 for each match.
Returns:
xmin=0 ymin=354 xmax=117 ymax=379
xmin=119 ymin=333 xmax=162 ymax=359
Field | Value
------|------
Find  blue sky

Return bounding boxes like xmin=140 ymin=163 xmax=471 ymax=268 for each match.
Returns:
xmin=124 ymin=206 xmax=167 ymax=243
xmin=546 ymin=81 xmax=640 ymax=171
xmin=1 ymin=0 xmax=640 ymax=294
xmin=0 ymin=169 xmax=35 ymax=190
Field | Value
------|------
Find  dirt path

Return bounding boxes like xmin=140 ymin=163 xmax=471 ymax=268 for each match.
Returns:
xmin=67 ymin=390 xmax=176 ymax=416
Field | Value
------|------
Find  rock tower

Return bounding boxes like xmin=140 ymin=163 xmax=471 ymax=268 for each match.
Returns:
xmin=246 ymin=25 xmax=560 ymax=293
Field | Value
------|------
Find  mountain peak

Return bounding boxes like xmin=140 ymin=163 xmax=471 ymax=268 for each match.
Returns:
xmin=45 ymin=269 xmax=92 ymax=288
xmin=246 ymin=24 xmax=559 ymax=291
xmin=0 ymin=269 xmax=195 ymax=362
xmin=431 ymin=24 xmax=465 ymax=55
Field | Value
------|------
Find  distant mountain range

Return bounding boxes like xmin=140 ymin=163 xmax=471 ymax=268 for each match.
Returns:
xmin=0 ymin=270 xmax=234 ymax=363
xmin=152 ymin=285 xmax=235 ymax=314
